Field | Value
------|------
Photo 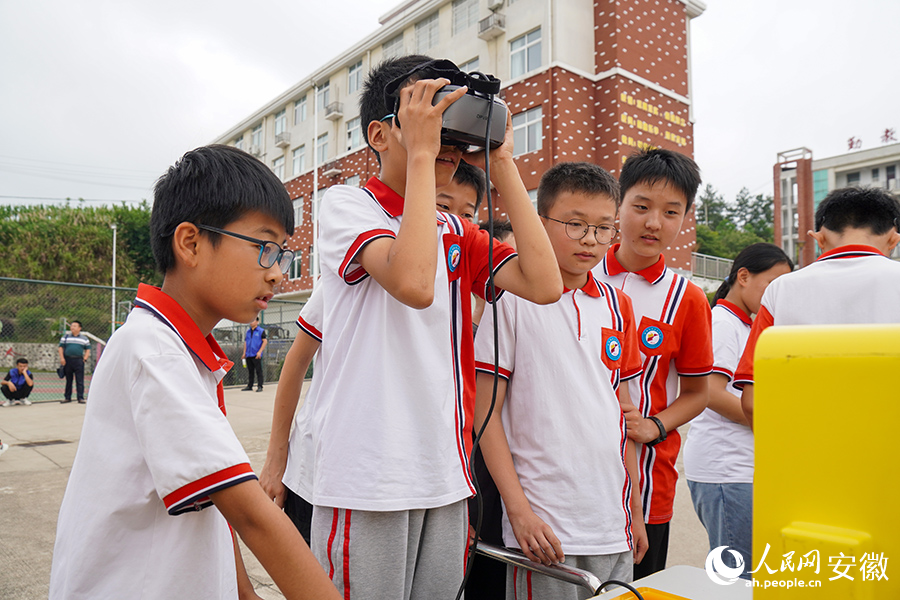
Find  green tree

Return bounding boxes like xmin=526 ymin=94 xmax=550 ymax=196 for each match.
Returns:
xmin=729 ymin=187 xmax=774 ymax=241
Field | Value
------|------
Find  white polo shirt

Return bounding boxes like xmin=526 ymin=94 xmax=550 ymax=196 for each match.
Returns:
xmin=683 ymin=300 xmax=754 ymax=483
xmin=304 ymin=177 xmax=516 ymax=511
xmin=735 ymin=245 xmax=900 ymax=386
xmin=50 ymin=284 xmax=256 ymax=600
xmin=475 ymin=275 xmax=643 ymax=555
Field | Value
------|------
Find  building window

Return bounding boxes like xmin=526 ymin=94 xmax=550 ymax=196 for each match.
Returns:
xmin=274 ymin=109 xmax=287 ymax=136
xmin=289 ymin=251 xmax=303 ymax=280
xmin=888 ymin=165 xmax=897 ymax=188
xmin=348 ymin=61 xmax=363 ymax=95
xmin=234 ymin=137 xmax=244 ymax=150
xmin=872 ymin=168 xmax=880 ymax=181
xmin=346 ymin=117 xmax=362 ymax=151
xmin=293 ymin=145 xmax=306 ymax=175
xmin=251 ymin=124 xmax=263 ymax=148
xmin=512 ymin=106 xmax=542 ymax=156
xmin=383 ymin=33 xmax=404 ymax=59
xmin=317 ymin=81 xmax=330 ymax=111
xmin=528 ymin=189 xmax=538 ymax=210
xmin=847 ymin=171 xmax=860 ymax=186
xmin=345 ymin=174 xmax=360 ymax=188
xmin=317 ymin=133 xmax=329 ymax=164
xmin=293 ymin=196 xmax=304 ymax=226
xmin=459 ymin=57 xmax=480 ymax=73
xmin=272 ymin=156 xmax=285 ymax=180
xmin=510 ymin=28 xmax=542 ymax=79
xmin=452 ymin=0 xmax=478 ymax=35
xmin=294 ymin=96 xmax=307 ymax=123
xmin=416 ymin=12 xmax=440 ymax=54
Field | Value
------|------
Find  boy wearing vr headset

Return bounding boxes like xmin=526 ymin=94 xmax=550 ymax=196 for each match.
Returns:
xmin=304 ymin=55 xmax=561 ymax=599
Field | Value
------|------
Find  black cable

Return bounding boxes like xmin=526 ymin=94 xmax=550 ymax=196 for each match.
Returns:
xmin=454 ymin=87 xmax=498 ymax=600
xmin=597 ymin=579 xmax=645 ymax=599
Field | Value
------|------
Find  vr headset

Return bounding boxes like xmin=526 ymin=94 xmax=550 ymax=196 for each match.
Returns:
xmin=383 ymin=59 xmax=507 ymax=151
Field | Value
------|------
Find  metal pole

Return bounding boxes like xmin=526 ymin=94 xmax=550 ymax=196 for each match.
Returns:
xmin=111 ymin=224 xmax=117 ymax=338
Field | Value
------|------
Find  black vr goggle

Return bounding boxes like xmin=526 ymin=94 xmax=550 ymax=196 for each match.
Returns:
xmin=383 ymin=59 xmax=507 ymax=151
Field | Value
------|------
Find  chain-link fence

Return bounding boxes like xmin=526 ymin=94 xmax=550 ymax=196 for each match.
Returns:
xmin=0 ymin=277 xmax=306 ymax=403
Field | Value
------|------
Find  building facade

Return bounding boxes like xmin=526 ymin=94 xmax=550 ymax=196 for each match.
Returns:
xmin=775 ymin=142 xmax=900 ymax=267
xmin=214 ymin=0 xmax=707 ymax=298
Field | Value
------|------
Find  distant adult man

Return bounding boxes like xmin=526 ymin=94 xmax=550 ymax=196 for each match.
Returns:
xmin=59 ymin=320 xmax=90 ymax=403
xmin=1 ymin=358 xmax=35 ymax=406
xmin=242 ymin=317 xmax=267 ymax=392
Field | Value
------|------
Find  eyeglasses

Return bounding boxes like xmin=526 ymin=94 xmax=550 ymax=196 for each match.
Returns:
xmin=197 ymin=224 xmax=295 ymax=274
xmin=541 ymin=216 xmax=619 ymax=244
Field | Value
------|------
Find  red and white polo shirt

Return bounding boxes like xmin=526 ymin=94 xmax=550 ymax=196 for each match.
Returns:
xmin=593 ymin=245 xmax=713 ymax=525
xmin=734 ymin=245 xmax=900 ymax=387
xmin=304 ymin=177 xmax=515 ymax=511
xmin=475 ymin=274 xmax=642 ymax=554
xmin=50 ymin=284 xmax=255 ymax=599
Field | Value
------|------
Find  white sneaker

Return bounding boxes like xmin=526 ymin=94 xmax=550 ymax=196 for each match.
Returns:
xmin=0 ymin=400 xmax=9 ymax=407
xmin=12 ymin=400 xmax=21 ymax=405
xmin=0 ymin=442 xmax=8 ymax=457
xmin=23 ymin=399 xmax=32 ymax=406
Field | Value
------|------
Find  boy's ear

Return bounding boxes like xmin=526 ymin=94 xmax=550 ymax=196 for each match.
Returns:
xmin=171 ymin=222 xmax=203 ymax=269
xmin=367 ymin=119 xmax=392 ymax=155
xmin=807 ymin=229 xmax=827 ymax=251
xmin=886 ymin=230 xmax=900 ymax=253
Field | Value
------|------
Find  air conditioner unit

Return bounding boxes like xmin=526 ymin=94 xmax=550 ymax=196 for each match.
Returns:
xmin=478 ymin=13 xmax=505 ymax=40
xmin=250 ymin=145 xmax=262 ymax=156
xmin=487 ymin=0 xmax=503 ymax=11
xmin=275 ymin=132 xmax=291 ymax=149
xmin=325 ymin=101 xmax=344 ymax=121
xmin=323 ymin=163 xmax=343 ymax=178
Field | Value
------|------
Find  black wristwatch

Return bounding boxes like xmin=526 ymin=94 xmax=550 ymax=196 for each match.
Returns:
xmin=646 ymin=415 xmax=667 ymax=447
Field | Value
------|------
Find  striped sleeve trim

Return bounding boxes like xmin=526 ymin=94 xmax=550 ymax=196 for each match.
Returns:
xmin=732 ymin=378 xmax=753 ymax=390
xmin=339 ymin=229 xmax=396 ymax=285
xmin=163 ymin=463 xmax=257 ymax=516
xmin=483 ymin=253 xmax=517 ymax=303
xmin=621 ymin=367 xmax=643 ymax=382
xmin=475 ymin=361 xmax=511 ymax=381
xmin=711 ymin=366 xmax=734 ymax=381
xmin=677 ymin=367 xmax=713 ymax=377
xmin=296 ymin=315 xmax=323 ymax=342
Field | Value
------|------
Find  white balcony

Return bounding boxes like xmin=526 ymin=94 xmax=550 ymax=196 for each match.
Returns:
xmin=325 ymin=101 xmax=344 ymax=121
xmin=275 ymin=132 xmax=291 ymax=149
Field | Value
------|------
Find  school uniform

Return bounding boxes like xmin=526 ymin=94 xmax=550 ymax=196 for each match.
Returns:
xmin=593 ymin=245 xmax=713 ymax=577
xmin=475 ymin=275 xmax=643 ymax=599
xmin=683 ymin=299 xmax=754 ymax=577
xmin=300 ymin=177 xmax=516 ymax=600
xmin=49 ymin=284 xmax=256 ymax=599
xmin=734 ymin=245 xmax=900 ymax=387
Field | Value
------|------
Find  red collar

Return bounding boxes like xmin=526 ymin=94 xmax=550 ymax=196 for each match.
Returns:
xmin=134 ymin=284 xmax=233 ymax=375
xmin=563 ymin=274 xmax=603 ymax=298
xmin=716 ymin=299 xmax=751 ymax=325
xmin=602 ymin=244 xmax=668 ymax=284
xmin=816 ymin=244 xmax=886 ymax=261
xmin=364 ymin=177 xmax=405 ymax=217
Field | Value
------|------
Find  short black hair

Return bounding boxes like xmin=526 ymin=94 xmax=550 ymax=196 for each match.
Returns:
xmin=452 ymin=161 xmax=487 ymax=210
xmin=360 ymin=54 xmax=434 ymax=163
xmin=71 ymin=320 xmax=82 ymax=327
xmin=151 ymin=145 xmax=293 ymax=274
xmin=16 ymin=357 xmax=28 ymax=365
xmin=815 ymin=186 xmax=900 ymax=235
xmin=537 ymin=162 xmax=619 ymax=216
xmin=479 ymin=219 xmax=514 ymax=242
xmin=619 ymin=148 xmax=701 ymax=211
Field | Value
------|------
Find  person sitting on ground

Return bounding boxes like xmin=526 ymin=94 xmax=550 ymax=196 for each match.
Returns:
xmin=1 ymin=358 xmax=34 ymax=407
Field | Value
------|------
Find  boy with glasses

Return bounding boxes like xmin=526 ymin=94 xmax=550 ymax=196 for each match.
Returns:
xmin=50 ymin=145 xmax=339 ymax=600
xmin=475 ymin=162 xmax=648 ymax=598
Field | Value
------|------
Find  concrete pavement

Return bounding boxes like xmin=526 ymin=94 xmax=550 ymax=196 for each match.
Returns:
xmin=0 ymin=384 xmax=710 ymax=599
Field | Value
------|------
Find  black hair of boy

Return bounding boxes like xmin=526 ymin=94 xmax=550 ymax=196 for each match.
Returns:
xmin=71 ymin=321 xmax=81 ymax=327
xmin=619 ymin=148 xmax=702 ymax=211
xmin=150 ymin=144 xmax=294 ymax=274
xmin=16 ymin=358 xmax=28 ymax=365
xmin=359 ymin=54 xmax=434 ymax=163
xmin=536 ymin=161 xmax=620 ymax=216
xmin=453 ymin=161 xmax=487 ymax=210
xmin=713 ymin=242 xmax=793 ymax=303
xmin=479 ymin=219 xmax=514 ymax=242
xmin=814 ymin=186 xmax=900 ymax=235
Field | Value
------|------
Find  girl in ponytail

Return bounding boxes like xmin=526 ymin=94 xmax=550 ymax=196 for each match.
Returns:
xmin=683 ymin=242 xmax=792 ymax=579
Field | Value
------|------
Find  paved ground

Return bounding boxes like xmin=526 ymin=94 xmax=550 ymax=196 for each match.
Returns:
xmin=0 ymin=384 xmax=709 ymax=599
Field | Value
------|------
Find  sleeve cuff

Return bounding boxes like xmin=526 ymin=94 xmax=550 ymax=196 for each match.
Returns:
xmin=711 ymin=366 xmax=734 ymax=381
xmin=340 ymin=229 xmax=396 ymax=285
xmin=621 ymin=368 xmax=643 ymax=382
xmin=483 ymin=253 xmax=517 ymax=303
xmin=676 ymin=367 xmax=713 ymax=377
xmin=163 ymin=463 xmax=257 ymax=516
xmin=296 ymin=316 xmax=323 ymax=342
xmin=475 ymin=361 xmax=511 ymax=382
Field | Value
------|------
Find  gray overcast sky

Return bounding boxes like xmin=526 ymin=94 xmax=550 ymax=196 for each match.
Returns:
xmin=1 ymin=0 xmax=897 ymax=206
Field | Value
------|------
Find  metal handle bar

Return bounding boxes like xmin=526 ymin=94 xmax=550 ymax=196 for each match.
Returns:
xmin=475 ymin=543 xmax=603 ymax=595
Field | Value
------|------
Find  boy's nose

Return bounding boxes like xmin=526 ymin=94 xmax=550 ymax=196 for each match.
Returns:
xmin=645 ymin=211 xmax=662 ymax=230
xmin=266 ymin=263 xmax=284 ymax=285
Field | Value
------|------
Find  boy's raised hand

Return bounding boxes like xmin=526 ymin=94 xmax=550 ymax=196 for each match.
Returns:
xmin=393 ymin=78 xmax=467 ymax=159
xmin=508 ymin=505 xmax=565 ymax=566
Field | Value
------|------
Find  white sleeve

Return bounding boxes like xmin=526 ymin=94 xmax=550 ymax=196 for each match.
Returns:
xmin=474 ymin=293 xmax=518 ymax=381
xmin=297 ymin=286 xmax=324 ymax=341
xmin=711 ymin=310 xmax=741 ymax=381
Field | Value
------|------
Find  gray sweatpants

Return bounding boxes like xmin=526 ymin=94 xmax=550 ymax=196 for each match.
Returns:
xmin=311 ymin=500 xmax=467 ymax=600
xmin=505 ymin=551 xmax=632 ymax=600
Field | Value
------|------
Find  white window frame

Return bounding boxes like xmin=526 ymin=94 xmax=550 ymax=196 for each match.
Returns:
xmin=512 ymin=106 xmax=542 ymax=156
xmin=317 ymin=81 xmax=330 ymax=111
xmin=294 ymin=96 xmax=307 ymax=123
xmin=289 ymin=251 xmax=303 ymax=280
xmin=345 ymin=174 xmax=360 ymax=188
xmin=510 ymin=28 xmax=542 ymax=79
xmin=383 ymin=34 xmax=404 ymax=59
xmin=272 ymin=156 xmax=285 ymax=180
xmin=293 ymin=145 xmax=306 ymax=175
xmin=316 ymin=133 xmax=329 ymax=164
xmin=452 ymin=0 xmax=478 ymax=35
xmin=251 ymin=124 xmax=262 ymax=148
xmin=274 ymin=109 xmax=287 ymax=136
xmin=348 ymin=61 xmax=363 ymax=95
xmin=293 ymin=196 xmax=304 ymax=226
xmin=416 ymin=12 xmax=440 ymax=54
xmin=346 ymin=117 xmax=361 ymax=151
xmin=458 ymin=57 xmax=480 ymax=73
xmin=234 ymin=137 xmax=244 ymax=150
